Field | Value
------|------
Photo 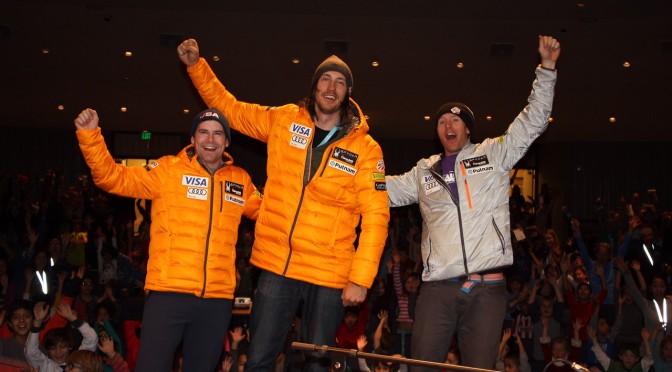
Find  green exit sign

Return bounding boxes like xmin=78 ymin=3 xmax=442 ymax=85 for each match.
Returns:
xmin=141 ymin=131 xmax=152 ymax=140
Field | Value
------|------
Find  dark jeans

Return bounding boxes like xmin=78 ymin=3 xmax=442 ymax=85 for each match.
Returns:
xmin=246 ymin=270 xmax=345 ymax=372
xmin=410 ymin=279 xmax=507 ymax=371
xmin=134 ymin=291 xmax=232 ymax=372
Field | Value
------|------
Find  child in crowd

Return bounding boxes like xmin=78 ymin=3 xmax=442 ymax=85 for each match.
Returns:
xmin=66 ymin=349 xmax=104 ymax=372
xmin=587 ymin=326 xmax=653 ymax=372
xmin=496 ymin=328 xmax=531 ymax=372
xmin=25 ymin=301 xmax=98 ymax=371
xmin=0 ymin=300 xmax=34 ymax=370
xmin=648 ymin=325 xmax=672 ymax=372
xmin=562 ymin=256 xmax=607 ymax=343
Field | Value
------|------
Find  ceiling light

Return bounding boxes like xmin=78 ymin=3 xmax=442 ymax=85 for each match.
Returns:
xmin=576 ymin=3 xmax=585 ymax=8
xmin=609 ymin=117 xmax=616 ymax=123
xmin=623 ymin=61 xmax=631 ymax=68
xmin=124 ymin=51 xmax=132 ymax=57
xmin=183 ymin=109 xmax=190 ymax=114
xmin=213 ymin=56 xmax=220 ymax=62
xmin=485 ymin=116 xmax=492 ymax=121
xmin=424 ymin=116 xmax=431 ymax=121
xmin=456 ymin=62 xmax=464 ymax=69
xmin=291 ymin=58 xmax=300 ymax=64
xmin=41 ymin=48 xmax=50 ymax=54
xmin=371 ymin=61 xmax=379 ymax=67
xmin=57 ymin=105 xmax=64 ymax=111
xmin=121 ymin=107 xmax=127 ymax=112
xmin=548 ymin=117 xmax=554 ymax=123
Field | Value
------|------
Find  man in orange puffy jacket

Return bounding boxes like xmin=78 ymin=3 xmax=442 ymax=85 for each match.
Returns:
xmin=74 ymin=108 xmax=262 ymax=372
xmin=178 ymin=39 xmax=390 ymax=371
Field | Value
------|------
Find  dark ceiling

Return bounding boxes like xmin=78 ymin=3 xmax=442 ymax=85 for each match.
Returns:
xmin=1 ymin=0 xmax=671 ymax=143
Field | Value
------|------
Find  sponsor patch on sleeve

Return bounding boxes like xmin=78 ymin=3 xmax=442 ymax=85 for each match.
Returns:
xmin=372 ymin=173 xmax=385 ymax=181
xmin=225 ymin=181 xmax=244 ymax=196
xmin=376 ymin=159 xmax=385 ymax=172
xmin=144 ymin=161 xmax=160 ymax=172
xmin=374 ymin=181 xmax=387 ymax=191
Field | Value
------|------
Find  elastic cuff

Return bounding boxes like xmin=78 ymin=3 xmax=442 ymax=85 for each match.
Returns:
xmin=71 ymin=318 xmax=84 ymax=328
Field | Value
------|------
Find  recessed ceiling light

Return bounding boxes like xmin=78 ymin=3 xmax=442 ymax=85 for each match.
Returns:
xmin=213 ymin=56 xmax=220 ymax=62
xmin=183 ymin=109 xmax=190 ymax=114
xmin=424 ymin=116 xmax=431 ymax=121
xmin=576 ymin=3 xmax=585 ymax=8
xmin=609 ymin=117 xmax=616 ymax=123
xmin=371 ymin=61 xmax=380 ymax=67
xmin=548 ymin=117 xmax=554 ymax=123
xmin=57 ymin=105 xmax=64 ymax=111
xmin=124 ymin=51 xmax=132 ymax=57
xmin=485 ymin=115 xmax=492 ymax=121
xmin=623 ymin=61 xmax=631 ymax=68
xmin=41 ymin=48 xmax=50 ymax=54
xmin=121 ymin=107 xmax=127 ymax=113
xmin=456 ymin=62 xmax=464 ymax=69
xmin=291 ymin=58 xmax=300 ymax=64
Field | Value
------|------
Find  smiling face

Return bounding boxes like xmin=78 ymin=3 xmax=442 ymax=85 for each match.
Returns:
xmin=49 ymin=342 xmax=72 ymax=364
xmin=8 ymin=307 xmax=32 ymax=337
xmin=191 ymin=120 xmax=227 ymax=172
xmin=314 ymin=70 xmax=348 ymax=116
xmin=437 ymin=112 xmax=470 ymax=156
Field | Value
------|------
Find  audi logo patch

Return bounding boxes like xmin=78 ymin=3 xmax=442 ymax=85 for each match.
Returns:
xmin=187 ymin=187 xmax=208 ymax=200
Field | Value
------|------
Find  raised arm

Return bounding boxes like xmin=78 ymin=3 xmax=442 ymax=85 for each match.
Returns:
xmin=538 ymin=35 xmax=561 ymax=70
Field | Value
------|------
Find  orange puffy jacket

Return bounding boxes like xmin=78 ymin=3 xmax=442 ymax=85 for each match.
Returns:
xmin=188 ymin=59 xmax=389 ymax=289
xmin=77 ymin=128 xmax=262 ymax=298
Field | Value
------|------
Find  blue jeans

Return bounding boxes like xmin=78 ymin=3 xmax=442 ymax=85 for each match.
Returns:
xmin=246 ymin=270 xmax=345 ymax=372
xmin=410 ymin=279 xmax=507 ymax=371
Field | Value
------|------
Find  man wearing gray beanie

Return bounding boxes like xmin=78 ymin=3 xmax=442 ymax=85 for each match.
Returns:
xmin=386 ymin=35 xmax=561 ymax=371
xmin=178 ymin=40 xmax=389 ymax=372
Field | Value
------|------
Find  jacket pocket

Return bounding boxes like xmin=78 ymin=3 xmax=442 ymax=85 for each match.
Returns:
xmin=492 ymin=217 xmax=505 ymax=254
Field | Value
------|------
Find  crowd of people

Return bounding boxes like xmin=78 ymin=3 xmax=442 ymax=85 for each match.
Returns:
xmin=2 ymin=32 xmax=670 ymax=372
xmin=1 ymin=168 xmax=670 ymax=372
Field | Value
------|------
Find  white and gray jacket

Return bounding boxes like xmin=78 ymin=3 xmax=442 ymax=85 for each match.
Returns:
xmin=387 ymin=66 xmax=557 ymax=282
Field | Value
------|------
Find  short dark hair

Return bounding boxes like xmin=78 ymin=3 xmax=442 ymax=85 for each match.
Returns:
xmin=44 ymin=327 xmax=75 ymax=350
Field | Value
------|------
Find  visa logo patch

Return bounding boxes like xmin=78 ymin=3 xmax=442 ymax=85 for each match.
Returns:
xmin=225 ymin=181 xmax=244 ymax=197
xmin=182 ymin=175 xmax=208 ymax=187
xmin=290 ymin=123 xmax=312 ymax=138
